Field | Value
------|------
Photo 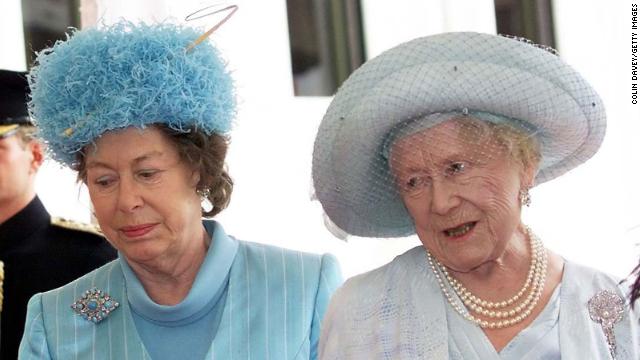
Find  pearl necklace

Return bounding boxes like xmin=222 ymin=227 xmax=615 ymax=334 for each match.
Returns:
xmin=426 ymin=227 xmax=548 ymax=329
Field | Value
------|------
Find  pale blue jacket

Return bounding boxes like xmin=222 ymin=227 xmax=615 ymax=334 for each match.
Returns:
xmin=321 ymin=246 xmax=640 ymax=359
xmin=19 ymin=221 xmax=342 ymax=359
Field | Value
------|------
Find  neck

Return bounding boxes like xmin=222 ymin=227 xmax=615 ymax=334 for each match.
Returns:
xmin=448 ymin=227 xmax=531 ymax=299
xmin=0 ymin=190 xmax=36 ymax=225
xmin=127 ymin=226 xmax=209 ymax=305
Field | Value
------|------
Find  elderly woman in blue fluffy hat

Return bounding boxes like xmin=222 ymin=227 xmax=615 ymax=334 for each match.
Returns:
xmin=18 ymin=20 xmax=341 ymax=360
xmin=313 ymin=33 xmax=639 ymax=359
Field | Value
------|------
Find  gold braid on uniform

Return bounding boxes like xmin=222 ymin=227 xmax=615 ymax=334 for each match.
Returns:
xmin=51 ymin=217 xmax=103 ymax=237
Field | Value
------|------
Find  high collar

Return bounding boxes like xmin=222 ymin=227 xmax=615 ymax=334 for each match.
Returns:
xmin=0 ymin=196 xmax=50 ymax=250
xmin=120 ymin=220 xmax=239 ymax=324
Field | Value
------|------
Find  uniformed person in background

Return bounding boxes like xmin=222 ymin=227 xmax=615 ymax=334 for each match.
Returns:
xmin=0 ymin=69 xmax=116 ymax=359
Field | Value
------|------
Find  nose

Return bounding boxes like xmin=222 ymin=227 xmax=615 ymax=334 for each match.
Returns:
xmin=429 ymin=178 xmax=460 ymax=215
xmin=116 ymin=177 xmax=144 ymax=213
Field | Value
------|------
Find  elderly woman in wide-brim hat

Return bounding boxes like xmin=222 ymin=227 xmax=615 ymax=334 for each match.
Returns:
xmin=19 ymin=21 xmax=342 ymax=360
xmin=313 ymin=32 xmax=639 ymax=359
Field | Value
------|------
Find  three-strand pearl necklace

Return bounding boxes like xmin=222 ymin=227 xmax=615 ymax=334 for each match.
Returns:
xmin=426 ymin=227 xmax=547 ymax=329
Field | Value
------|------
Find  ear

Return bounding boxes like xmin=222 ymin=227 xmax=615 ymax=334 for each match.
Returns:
xmin=28 ymin=140 xmax=45 ymax=172
xmin=520 ymin=161 xmax=538 ymax=189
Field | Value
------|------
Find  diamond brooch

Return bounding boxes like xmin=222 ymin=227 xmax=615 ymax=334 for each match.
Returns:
xmin=588 ymin=290 xmax=625 ymax=359
xmin=71 ymin=287 xmax=119 ymax=323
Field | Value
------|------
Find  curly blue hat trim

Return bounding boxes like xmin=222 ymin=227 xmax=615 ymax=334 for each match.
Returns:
xmin=28 ymin=21 xmax=236 ymax=167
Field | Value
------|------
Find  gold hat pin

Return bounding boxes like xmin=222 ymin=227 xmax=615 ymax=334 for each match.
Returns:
xmin=185 ymin=4 xmax=238 ymax=53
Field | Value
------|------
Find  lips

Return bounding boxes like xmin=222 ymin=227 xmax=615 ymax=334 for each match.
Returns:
xmin=443 ymin=221 xmax=477 ymax=238
xmin=120 ymin=223 xmax=157 ymax=238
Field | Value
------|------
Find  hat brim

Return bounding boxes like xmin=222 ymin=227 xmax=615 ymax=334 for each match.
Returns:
xmin=312 ymin=33 xmax=605 ymax=238
xmin=0 ymin=124 xmax=19 ymax=139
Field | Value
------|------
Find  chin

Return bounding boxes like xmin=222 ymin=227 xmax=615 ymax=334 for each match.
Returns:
xmin=121 ymin=244 xmax=166 ymax=263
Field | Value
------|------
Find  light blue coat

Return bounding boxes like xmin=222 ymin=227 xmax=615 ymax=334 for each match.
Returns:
xmin=320 ymin=246 xmax=640 ymax=359
xmin=19 ymin=222 xmax=342 ymax=359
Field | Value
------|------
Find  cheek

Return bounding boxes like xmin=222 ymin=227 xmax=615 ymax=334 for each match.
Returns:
xmin=401 ymin=195 xmax=427 ymax=223
xmin=147 ymin=186 xmax=199 ymax=225
xmin=100 ymin=228 xmax=120 ymax=248
xmin=174 ymin=193 xmax=201 ymax=219
xmin=4 ymin=153 xmax=28 ymax=175
xmin=89 ymin=208 xmax=119 ymax=248
xmin=476 ymin=172 xmax=519 ymax=207
xmin=88 ymin=190 xmax=118 ymax=224
xmin=477 ymin=175 xmax=521 ymax=237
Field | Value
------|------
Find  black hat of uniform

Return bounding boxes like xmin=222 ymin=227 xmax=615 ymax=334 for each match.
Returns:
xmin=0 ymin=69 xmax=31 ymax=138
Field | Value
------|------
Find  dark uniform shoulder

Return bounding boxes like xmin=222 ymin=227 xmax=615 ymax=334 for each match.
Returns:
xmin=48 ymin=216 xmax=116 ymax=260
xmin=45 ymin=216 xmax=117 ymax=273
xmin=50 ymin=217 xmax=106 ymax=242
xmin=51 ymin=217 xmax=103 ymax=236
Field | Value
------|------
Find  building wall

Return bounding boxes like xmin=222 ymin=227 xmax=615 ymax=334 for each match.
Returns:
xmin=2 ymin=0 xmax=637 ymax=278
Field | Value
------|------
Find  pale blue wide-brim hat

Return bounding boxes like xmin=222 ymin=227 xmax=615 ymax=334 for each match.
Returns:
xmin=312 ymin=32 xmax=606 ymax=238
xmin=28 ymin=21 xmax=236 ymax=167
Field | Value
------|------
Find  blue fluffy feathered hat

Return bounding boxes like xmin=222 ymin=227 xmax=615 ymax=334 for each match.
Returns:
xmin=28 ymin=21 xmax=236 ymax=167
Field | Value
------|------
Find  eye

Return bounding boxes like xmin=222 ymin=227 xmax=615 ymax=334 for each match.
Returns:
xmin=136 ymin=169 xmax=161 ymax=182
xmin=401 ymin=175 xmax=429 ymax=194
xmin=445 ymin=162 xmax=467 ymax=176
xmin=94 ymin=176 xmax=116 ymax=188
xmin=407 ymin=176 xmax=422 ymax=188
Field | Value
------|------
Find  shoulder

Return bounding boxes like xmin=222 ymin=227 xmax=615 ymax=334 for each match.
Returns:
xmin=38 ymin=259 xmax=121 ymax=306
xmin=561 ymin=260 xmax=637 ymax=328
xmin=50 ymin=217 xmax=104 ymax=239
xmin=237 ymin=239 xmax=335 ymax=271
xmin=561 ymin=260 xmax=631 ymax=310
xmin=563 ymin=259 xmax=621 ymax=289
xmin=320 ymin=246 xmax=447 ymax=359
xmin=233 ymin=239 xmax=342 ymax=291
xmin=338 ymin=245 xmax=425 ymax=299
xmin=24 ymin=260 xmax=124 ymax=356
xmin=48 ymin=217 xmax=112 ymax=250
xmin=48 ymin=217 xmax=116 ymax=257
xmin=325 ymin=245 xmax=427 ymax=325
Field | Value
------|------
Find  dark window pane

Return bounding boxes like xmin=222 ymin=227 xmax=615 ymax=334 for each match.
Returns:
xmin=286 ymin=0 xmax=366 ymax=96
xmin=22 ymin=0 xmax=80 ymax=68
xmin=494 ymin=0 xmax=556 ymax=49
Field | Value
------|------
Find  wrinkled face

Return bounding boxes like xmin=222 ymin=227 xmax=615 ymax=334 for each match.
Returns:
xmin=390 ymin=120 xmax=532 ymax=272
xmin=0 ymin=134 xmax=38 ymax=205
xmin=85 ymin=126 xmax=202 ymax=264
